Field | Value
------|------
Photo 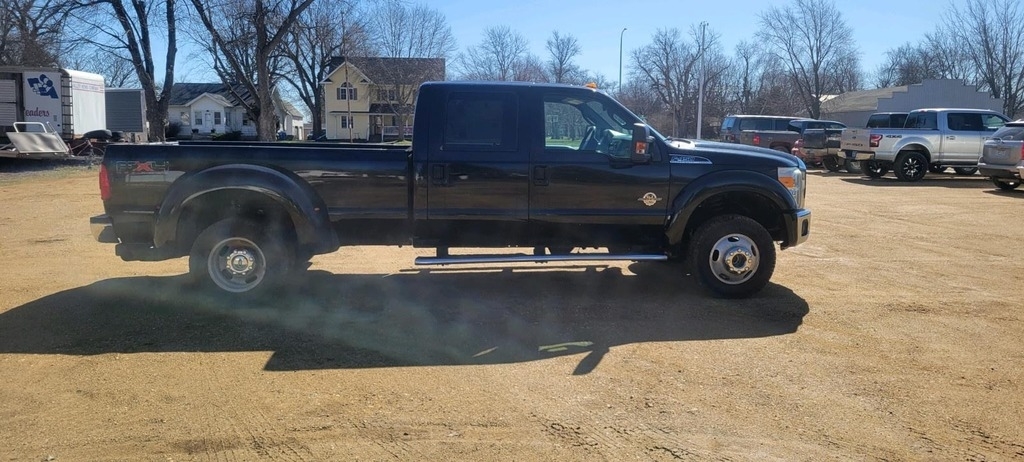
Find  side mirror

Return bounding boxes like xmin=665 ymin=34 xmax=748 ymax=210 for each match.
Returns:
xmin=631 ymin=123 xmax=652 ymax=164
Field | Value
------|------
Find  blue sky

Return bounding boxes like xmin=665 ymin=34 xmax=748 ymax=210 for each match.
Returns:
xmin=432 ymin=0 xmax=953 ymax=84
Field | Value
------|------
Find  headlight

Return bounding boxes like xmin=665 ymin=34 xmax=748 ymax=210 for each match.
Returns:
xmin=777 ymin=166 xmax=806 ymax=208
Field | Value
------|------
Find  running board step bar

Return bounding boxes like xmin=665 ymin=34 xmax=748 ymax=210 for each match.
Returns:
xmin=414 ymin=253 xmax=668 ymax=266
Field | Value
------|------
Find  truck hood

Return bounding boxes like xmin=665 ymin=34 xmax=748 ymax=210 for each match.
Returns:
xmin=666 ymin=138 xmax=804 ymax=169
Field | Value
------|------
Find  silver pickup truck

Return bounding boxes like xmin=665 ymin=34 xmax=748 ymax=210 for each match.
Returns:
xmin=840 ymin=108 xmax=1008 ymax=181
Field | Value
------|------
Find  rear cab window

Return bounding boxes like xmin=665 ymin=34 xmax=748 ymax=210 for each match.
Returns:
xmin=905 ymin=112 xmax=938 ymax=130
xmin=443 ymin=92 xmax=519 ymax=152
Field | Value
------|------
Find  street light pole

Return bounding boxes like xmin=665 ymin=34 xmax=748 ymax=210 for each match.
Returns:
xmin=619 ymin=27 xmax=627 ymax=94
xmin=696 ymin=21 xmax=707 ymax=140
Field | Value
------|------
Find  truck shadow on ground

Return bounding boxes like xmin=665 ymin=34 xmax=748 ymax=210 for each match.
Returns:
xmin=0 ymin=264 xmax=808 ymax=374
xmin=982 ymin=189 xmax=1024 ymax=199
xmin=840 ymin=176 xmax=991 ymax=189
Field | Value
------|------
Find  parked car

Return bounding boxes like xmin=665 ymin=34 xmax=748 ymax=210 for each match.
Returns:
xmin=840 ymin=108 xmax=1009 ymax=181
xmin=787 ymin=119 xmax=852 ymax=172
xmin=720 ymin=115 xmax=802 ymax=152
xmin=978 ymin=120 xmax=1024 ymax=191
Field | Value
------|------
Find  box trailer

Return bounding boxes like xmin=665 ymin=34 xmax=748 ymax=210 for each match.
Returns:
xmin=0 ymin=67 xmax=107 ymax=159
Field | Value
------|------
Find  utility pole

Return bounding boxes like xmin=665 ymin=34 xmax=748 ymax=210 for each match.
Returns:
xmin=619 ymin=27 xmax=627 ymax=94
xmin=696 ymin=21 xmax=707 ymax=140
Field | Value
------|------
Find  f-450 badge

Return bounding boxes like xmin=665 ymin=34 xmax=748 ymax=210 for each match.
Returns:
xmin=638 ymin=192 xmax=663 ymax=207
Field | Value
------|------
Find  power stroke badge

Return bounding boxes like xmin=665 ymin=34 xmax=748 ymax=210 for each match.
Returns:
xmin=638 ymin=192 xmax=663 ymax=207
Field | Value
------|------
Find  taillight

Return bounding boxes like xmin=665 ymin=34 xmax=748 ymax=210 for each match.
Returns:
xmin=869 ymin=134 xmax=882 ymax=147
xmin=752 ymin=134 xmax=761 ymax=145
xmin=99 ymin=164 xmax=111 ymax=201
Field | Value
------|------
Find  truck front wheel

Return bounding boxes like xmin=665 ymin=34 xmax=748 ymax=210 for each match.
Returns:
xmin=189 ymin=218 xmax=294 ymax=296
xmin=688 ymin=215 xmax=776 ymax=298
xmin=894 ymin=151 xmax=928 ymax=182
xmin=861 ymin=160 xmax=889 ymax=178
xmin=844 ymin=158 xmax=862 ymax=174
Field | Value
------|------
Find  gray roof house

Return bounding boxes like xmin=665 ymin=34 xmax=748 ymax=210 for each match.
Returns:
xmin=321 ymin=57 xmax=444 ymax=140
xmin=167 ymin=83 xmax=303 ymax=139
xmin=820 ymin=79 xmax=1005 ymax=127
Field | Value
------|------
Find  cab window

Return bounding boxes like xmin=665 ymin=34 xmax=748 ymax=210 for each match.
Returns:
xmin=443 ymin=92 xmax=518 ymax=152
xmin=543 ymin=93 xmax=634 ymax=158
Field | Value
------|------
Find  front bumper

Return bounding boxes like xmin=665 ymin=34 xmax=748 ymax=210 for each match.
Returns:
xmin=90 ymin=214 xmax=118 ymax=243
xmin=782 ymin=209 xmax=811 ymax=249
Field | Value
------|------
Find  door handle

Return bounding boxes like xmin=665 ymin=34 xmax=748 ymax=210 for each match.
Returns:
xmin=431 ymin=164 xmax=448 ymax=185
xmin=533 ymin=165 xmax=549 ymax=186
xmin=946 ymin=135 xmax=956 ymax=140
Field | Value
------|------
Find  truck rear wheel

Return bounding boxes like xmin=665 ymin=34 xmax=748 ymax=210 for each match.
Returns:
xmin=894 ymin=151 xmax=927 ymax=182
xmin=189 ymin=218 xmax=294 ymax=296
xmin=992 ymin=177 xmax=1021 ymax=191
xmin=954 ymin=167 xmax=978 ymax=176
xmin=688 ymin=215 xmax=776 ymax=299
xmin=822 ymin=155 xmax=842 ymax=172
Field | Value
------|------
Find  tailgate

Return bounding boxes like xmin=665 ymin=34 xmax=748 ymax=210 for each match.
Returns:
xmin=840 ymin=128 xmax=871 ymax=152
xmin=803 ymin=128 xmax=842 ymax=150
xmin=981 ymin=139 xmax=1023 ymax=167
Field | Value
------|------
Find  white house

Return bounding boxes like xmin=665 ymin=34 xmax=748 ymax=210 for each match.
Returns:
xmin=167 ymin=83 xmax=303 ymax=139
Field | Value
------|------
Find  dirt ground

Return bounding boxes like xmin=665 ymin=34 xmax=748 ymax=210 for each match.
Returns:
xmin=1 ymin=160 xmax=1022 ymax=461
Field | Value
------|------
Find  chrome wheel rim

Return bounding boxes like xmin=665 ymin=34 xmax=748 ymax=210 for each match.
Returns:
xmin=708 ymin=233 xmax=760 ymax=285
xmin=208 ymin=237 xmax=266 ymax=293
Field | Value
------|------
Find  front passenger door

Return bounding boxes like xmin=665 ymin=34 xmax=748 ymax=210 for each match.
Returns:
xmin=529 ymin=92 xmax=669 ymax=242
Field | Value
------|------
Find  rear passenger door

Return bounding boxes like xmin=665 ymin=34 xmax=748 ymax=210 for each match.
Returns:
xmin=424 ymin=90 xmax=530 ymax=243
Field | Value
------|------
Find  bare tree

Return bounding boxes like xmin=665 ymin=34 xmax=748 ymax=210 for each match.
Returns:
xmin=0 ymin=0 xmax=70 ymax=66
xmin=546 ymin=31 xmax=582 ymax=84
xmin=756 ymin=0 xmax=860 ymax=118
xmin=280 ymin=0 xmax=368 ymax=138
xmin=189 ymin=0 xmax=315 ymax=140
xmin=366 ymin=0 xmax=456 ymax=59
xmin=941 ymin=0 xmax=1024 ymax=117
xmin=61 ymin=47 xmax=140 ymax=87
xmin=457 ymin=25 xmax=536 ymax=81
xmin=363 ymin=0 xmax=455 ymax=140
xmin=731 ymin=41 xmax=761 ymax=114
xmin=629 ymin=28 xmax=701 ymax=137
xmin=69 ymin=0 xmax=177 ymax=141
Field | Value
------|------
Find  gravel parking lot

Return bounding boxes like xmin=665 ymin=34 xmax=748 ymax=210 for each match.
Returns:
xmin=1 ymin=163 xmax=1022 ymax=460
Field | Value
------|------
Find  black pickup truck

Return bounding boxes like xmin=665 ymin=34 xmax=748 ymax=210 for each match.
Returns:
xmin=91 ymin=81 xmax=810 ymax=298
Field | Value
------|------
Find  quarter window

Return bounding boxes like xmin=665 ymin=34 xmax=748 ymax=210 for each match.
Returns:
xmin=443 ymin=92 xmax=518 ymax=152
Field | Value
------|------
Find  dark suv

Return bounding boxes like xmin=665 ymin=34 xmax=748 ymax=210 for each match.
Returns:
xmin=720 ymin=115 xmax=803 ymax=152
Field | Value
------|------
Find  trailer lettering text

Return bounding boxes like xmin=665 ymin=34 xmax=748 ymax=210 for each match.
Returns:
xmin=24 ymin=108 xmax=50 ymax=117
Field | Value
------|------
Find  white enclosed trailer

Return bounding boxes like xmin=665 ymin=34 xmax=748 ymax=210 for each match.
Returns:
xmin=0 ymin=67 xmax=107 ymax=159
